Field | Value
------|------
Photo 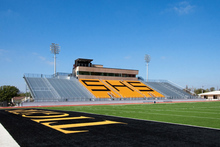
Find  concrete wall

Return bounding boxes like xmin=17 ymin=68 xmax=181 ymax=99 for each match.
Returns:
xmin=200 ymin=95 xmax=220 ymax=100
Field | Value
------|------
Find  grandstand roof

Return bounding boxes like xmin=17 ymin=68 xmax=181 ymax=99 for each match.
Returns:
xmin=12 ymin=97 xmax=25 ymax=100
xmin=11 ymin=96 xmax=25 ymax=103
xmin=198 ymin=91 xmax=220 ymax=96
xmin=75 ymin=58 xmax=93 ymax=63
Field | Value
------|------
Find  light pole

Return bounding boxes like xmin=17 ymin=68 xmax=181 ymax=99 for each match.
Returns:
xmin=145 ymin=54 xmax=151 ymax=82
xmin=50 ymin=43 xmax=60 ymax=76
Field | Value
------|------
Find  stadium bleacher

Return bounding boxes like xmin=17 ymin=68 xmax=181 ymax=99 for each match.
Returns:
xmin=23 ymin=57 xmax=198 ymax=102
xmin=142 ymin=81 xmax=193 ymax=99
xmin=24 ymin=75 xmax=94 ymax=102
xmin=79 ymin=79 xmax=165 ymax=99
xmin=24 ymin=77 xmax=56 ymax=101
xmin=79 ymin=79 xmax=121 ymax=98
xmin=103 ymin=80 xmax=145 ymax=98
xmin=124 ymin=81 xmax=165 ymax=98
xmin=24 ymin=74 xmax=195 ymax=102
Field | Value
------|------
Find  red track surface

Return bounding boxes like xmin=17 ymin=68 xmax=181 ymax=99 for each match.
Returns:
xmin=1 ymin=99 xmax=219 ymax=109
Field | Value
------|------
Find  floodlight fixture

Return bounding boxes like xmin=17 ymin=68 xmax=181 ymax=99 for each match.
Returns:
xmin=145 ymin=54 xmax=151 ymax=63
xmin=145 ymin=54 xmax=151 ymax=82
xmin=50 ymin=43 xmax=60 ymax=76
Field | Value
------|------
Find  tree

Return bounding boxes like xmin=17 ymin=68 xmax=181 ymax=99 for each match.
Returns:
xmin=210 ymin=87 xmax=215 ymax=91
xmin=18 ymin=92 xmax=32 ymax=98
xmin=184 ymin=85 xmax=192 ymax=94
xmin=194 ymin=88 xmax=209 ymax=95
xmin=0 ymin=85 xmax=20 ymax=102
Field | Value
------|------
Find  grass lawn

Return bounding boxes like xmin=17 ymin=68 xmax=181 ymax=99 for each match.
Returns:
xmin=41 ymin=101 xmax=220 ymax=129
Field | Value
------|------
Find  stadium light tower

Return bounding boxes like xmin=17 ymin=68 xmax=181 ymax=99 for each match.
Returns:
xmin=50 ymin=43 xmax=60 ymax=76
xmin=145 ymin=54 xmax=151 ymax=82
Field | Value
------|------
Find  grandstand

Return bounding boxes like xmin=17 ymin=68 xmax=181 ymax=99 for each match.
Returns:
xmin=24 ymin=74 xmax=94 ymax=102
xmin=142 ymin=80 xmax=194 ymax=99
xmin=23 ymin=58 xmax=196 ymax=102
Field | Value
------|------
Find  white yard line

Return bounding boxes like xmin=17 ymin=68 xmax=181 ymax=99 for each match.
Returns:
xmin=87 ymin=108 xmax=220 ymax=120
xmin=135 ymin=111 xmax=220 ymax=120
xmin=132 ymin=108 xmax=220 ymax=114
xmin=89 ymin=107 xmax=220 ymax=116
xmin=0 ymin=123 xmax=20 ymax=147
xmin=65 ymin=109 xmax=220 ymax=131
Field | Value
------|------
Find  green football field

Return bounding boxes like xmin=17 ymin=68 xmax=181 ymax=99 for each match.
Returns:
xmin=41 ymin=101 xmax=220 ymax=129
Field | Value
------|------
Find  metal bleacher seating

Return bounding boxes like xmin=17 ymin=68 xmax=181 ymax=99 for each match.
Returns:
xmin=47 ymin=77 xmax=93 ymax=101
xmin=142 ymin=80 xmax=194 ymax=99
xmin=24 ymin=77 xmax=56 ymax=101
xmin=24 ymin=74 xmax=94 ymax=102
xmin=24 ymin=73 xmax=195 ymax=102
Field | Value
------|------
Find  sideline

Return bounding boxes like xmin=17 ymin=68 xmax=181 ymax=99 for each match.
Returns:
xmin=57 ymin=108 xmax=220 ymax=131
xmin=0 ymin=123 xmax=20 ymax=147
xmin=1 ymin=99 xmax=219 ymax=109
xmin=20 ymin=99 xmax=220 ymax=107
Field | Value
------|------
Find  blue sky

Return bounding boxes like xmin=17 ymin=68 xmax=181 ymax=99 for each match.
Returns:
xmin=1 ymin=0 xmax=220 ymax=92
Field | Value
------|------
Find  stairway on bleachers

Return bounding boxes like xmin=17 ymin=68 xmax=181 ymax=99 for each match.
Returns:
xmin=24 ymin=76 xmax=94 ymax=102
xmin=143 ymin=81 xmax=194 ymax=99
xmin=24 ymin=74 xmax=195 ymax=102
xmin=24 ymin=77 xmax=55 ymax=101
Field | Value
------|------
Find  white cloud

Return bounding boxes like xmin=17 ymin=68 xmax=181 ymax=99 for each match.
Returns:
xmin=162 ymin=1 xmax=195 ymax=15
xmin=39 ymin=56 xmax=54 ymax=65
xmin=0 ymin=49 xmax=7 ymax=54
xmin=172 ymin=1 xmax=195 ymax=15
xmin=0 ymin=9 xmax=19 ymax=18
xmin=124 ymin=56 xmax=131 ymax=60
xmin=39 ymin=56 xmax=46 ymax=61
xmin=32 ymin=52 xmax=54 ymax=66
xmin=161 ymin=56 xmax=166 ymax=60
xmin=0 ymin=49 xmax=12 ymax=62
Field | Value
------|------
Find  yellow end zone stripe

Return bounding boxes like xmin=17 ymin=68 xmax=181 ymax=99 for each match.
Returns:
xmin=6 ymin=109 xmax=126 ymax=134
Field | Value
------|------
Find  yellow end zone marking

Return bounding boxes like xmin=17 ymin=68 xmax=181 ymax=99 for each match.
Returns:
xmin=32 ymin=116 xmax=94 ymax=123
xmin=22 ymin=113 xmax=69 ymax=118
xmin=6 ymin=109 xmax=69 ymax=118
xmin=42 ymin=120 xmax=126 ymax=134
xmin=6 ymin=109 xmax=126 ymax=134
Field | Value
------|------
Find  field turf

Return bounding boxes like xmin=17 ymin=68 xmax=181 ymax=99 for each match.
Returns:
xmin=41 ymin=101 xmax=220 ymax=129
xmin=1 ymin=108 xmax=220 ymax=146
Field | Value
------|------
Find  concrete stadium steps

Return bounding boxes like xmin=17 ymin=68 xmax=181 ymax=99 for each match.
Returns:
xmin=79 ymin=79 xmax=165 ymax=99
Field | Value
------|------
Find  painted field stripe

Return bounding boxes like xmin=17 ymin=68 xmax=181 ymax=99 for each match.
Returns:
xmin=66 ymin=110 xmax=220 ymax=131
xmin=119 ymin=115 xmax=220 ymax=131
xmin=85 ymin=108 xmax=220 ymax=120
xmin=145 ymin=109 xmax=220 ymax=114
xmin=90 ymin=106 xmax=220 ymax=115
xmin=134 ymin=111 xmax=220 ymax=120
xmin=31 ymin=116 xmax=94 ymax=123
xmin=116 ymin=107 xmax=220 ymax=115
xmin=0 ymin=123 xmax=20 ymax=147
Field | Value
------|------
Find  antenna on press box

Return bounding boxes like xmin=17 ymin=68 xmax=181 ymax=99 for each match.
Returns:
xmin=50 ymin=43 xmax=60 ymax=76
